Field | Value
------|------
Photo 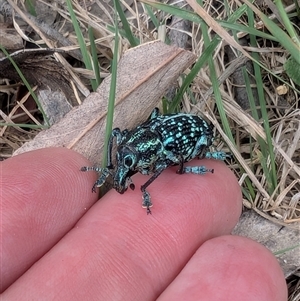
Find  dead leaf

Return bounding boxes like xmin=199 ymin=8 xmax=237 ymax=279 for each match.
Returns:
xmin=0 ymin=48 xmax=76 ymax=104
xmin=232 ymin=210 xmax=300 ymax=277
xmin=14 ymin=40 xmax=196 ymax=164
xmin=0 ymin=24 xmax=23 ymax=50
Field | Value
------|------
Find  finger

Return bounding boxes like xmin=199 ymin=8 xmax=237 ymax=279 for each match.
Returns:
xmin=1 ymin=147 xmax=98 ymax=291
xmin=157 ymin=235 xmax=287 ymax=301
xmin=3 ymin=159 xmax=242 ymax=300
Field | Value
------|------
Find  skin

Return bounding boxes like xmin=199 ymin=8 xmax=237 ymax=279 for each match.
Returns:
xmin=1 ymin=147 xmax=287 ymax=300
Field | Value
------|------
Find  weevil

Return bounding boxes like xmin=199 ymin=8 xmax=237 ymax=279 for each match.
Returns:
xmin=81 ymin=108 xmax=228 ymax=214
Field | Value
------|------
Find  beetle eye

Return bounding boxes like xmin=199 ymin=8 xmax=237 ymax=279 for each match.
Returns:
xmin=124 ymin=155 xmax=133 ymax=168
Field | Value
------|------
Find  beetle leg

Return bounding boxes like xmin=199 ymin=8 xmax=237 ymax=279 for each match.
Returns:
xmin=140 ymin=163 xmax=167 ymax=214
xmin=149 ymin=107 xmax=160 ymax=120
xmin=142 ymin=190 xmax=152 ymax=215
xmin=205 ymin=151 xmax=230 ymax=161
xmin=176 ymin=154 xmax=185 ymax=174
xmin=181 ymin=166 xmax=214 ymax=175
xmin=80 ymin=167 xmax=113 ymax=192
xmin=107 ymin=128 xmax=123 ymax=169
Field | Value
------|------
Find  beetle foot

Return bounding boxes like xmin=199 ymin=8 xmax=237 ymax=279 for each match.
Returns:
xmin=180 ymin=166 xmax=214 ymax=175
xmin=81 ymin=166 xmax=103 ymax=172
xmin=205 ymin=151 xmax=229 ymax=161
xmin=142 ymin=190 xmax=153 ymax=215
xmin=81 ymin=166 xmax=112 ymax=192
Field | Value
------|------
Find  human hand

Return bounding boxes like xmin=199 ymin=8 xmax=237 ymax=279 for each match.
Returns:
xmin=1 ymin=148 xmax=287 ymax=300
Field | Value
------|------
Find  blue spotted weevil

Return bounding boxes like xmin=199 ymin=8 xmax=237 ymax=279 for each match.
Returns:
xmin=81 ymin=108 xmax=228 ymax=214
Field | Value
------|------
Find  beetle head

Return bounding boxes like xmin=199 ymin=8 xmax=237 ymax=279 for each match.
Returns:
xmin=113 ymin=146 xmax=138 ymax=193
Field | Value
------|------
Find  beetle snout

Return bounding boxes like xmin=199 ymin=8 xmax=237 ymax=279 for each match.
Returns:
xmin=114 ymin=182 xmax=127 ymax=194
xmin=113 ymin=166 xmax=130 ymax=194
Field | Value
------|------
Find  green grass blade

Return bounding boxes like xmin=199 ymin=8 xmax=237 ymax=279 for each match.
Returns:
xmin=197 ymin=12 xmax=233 ymax=144
xmin=141 ymin=0 xmax=208 ymax=23
xmin=217 ymin=21 xmax=278 ymax=42
xmin=66 ymin=0 xmax=97 ymax=90
xmin=274 ymin=244 xmax=300 ymax=256
xmin=275 ymin=0 xmax=300 ymax=46
xmin=102 ymin=0 xmax=120 ymax=168
xmin=168 ymin=36 xmax=221 ymax=113
xmin=25 ymin=0 xmax=37 ymax=16
xmin=143 ymin=3 xmax=160 ymax=28
xmin=106 ymin=25 xmax=140 ymax=45
xmin=88 ymin=25 xmax=101 ymax=87
xmin=115 ymin=0 xmax=139 ymax=46
xmin=248 ymin=7 xmax=277 ymax=192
